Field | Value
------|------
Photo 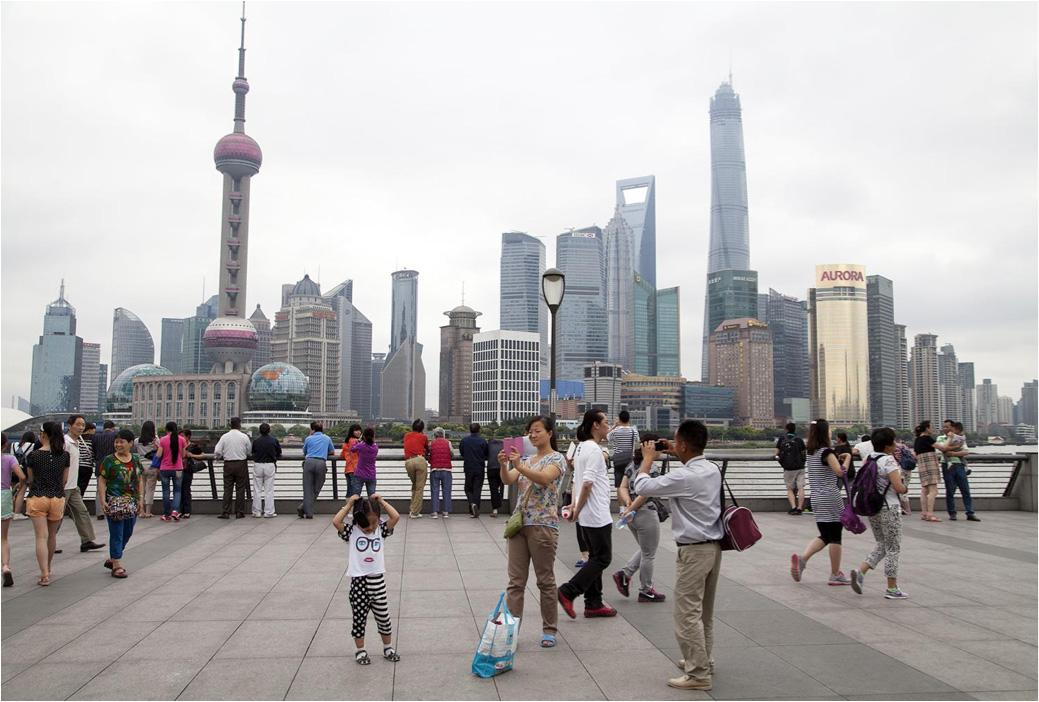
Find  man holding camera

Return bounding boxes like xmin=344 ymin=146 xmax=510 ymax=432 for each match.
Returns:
xmin=632 ymin=420 xmax=723 ymax=691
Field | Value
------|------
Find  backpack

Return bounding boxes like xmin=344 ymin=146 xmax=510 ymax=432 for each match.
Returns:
xmin=610 ymin=428 xmax=636 ymax=469
xmin=849 ymin=455 xmax=891 ymax=517
xmin=776 ymin=435 xmax=804 ymax=471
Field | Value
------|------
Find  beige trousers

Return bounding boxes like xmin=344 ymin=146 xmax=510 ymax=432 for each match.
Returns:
xmin=404 ymin=457 xmax=428 ymax=516
xmin=63 ymin=488 xmax=96 ymax=543
xmin=674 ymin=541 xmax=722 ymax=681
xmin=506 ymin=525 xmax=559 ymax=634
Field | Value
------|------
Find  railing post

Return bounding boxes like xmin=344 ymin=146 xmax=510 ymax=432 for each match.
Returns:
xmin=208 ymin=458 xmax=218 ymax=500
xmin=1008 ymin=454 xmax=1037 ymax=512
xmin=331 ymin=457 xmax=339 ymax=502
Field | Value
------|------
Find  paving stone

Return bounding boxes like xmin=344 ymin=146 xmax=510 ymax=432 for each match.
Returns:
xmin=951 ymin=639 xmax=1038 ymax=680
xmin=174 ymin=590 xmax=266 ymax=620
xmin=391 ymin=651 xmax=498 ymax=700
xmin=577 ymin=647 xmax=708 ymax=700
xmin=178 ymin=656 xmax=301 ymax=700
xmin=69 ymin=658 xmax=205 ymax=700
xmin=1 ymin=660 xmax=109 ymax=700
xmin=249 ymin=589 xmax=334 ymax=620
xmin=703 ymin=645 xmax=837 ymax=699
xmin=287 ymin=656 xmax=394 ymax=699
xmin=401 ymin=568 xmax=464 ymax=591
xmin=718 ymin=609 xmax=856 ymax=646
xmin=494 ymin=648 xmax=604 ymax=700
xmin=215 ymin=618 xmax=320 ymax=658
xmin=396 ymin=616 xmax=480 ymax=653
xmin=399 ymin=588 xmax=472 ymax=618
xmin=119 ymin=620 xmax=239 ymax=662
xmin=880 ymin=639 xmax=1037 ymax=692
xmin=42 ymin=620 xmax=161 ymax=664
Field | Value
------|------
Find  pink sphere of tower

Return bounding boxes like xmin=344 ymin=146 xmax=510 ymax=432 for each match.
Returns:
xmin=214 ymin=133 xmax=262 ymax=178
xmin=203 ymin=316 xmax=258 ymax=370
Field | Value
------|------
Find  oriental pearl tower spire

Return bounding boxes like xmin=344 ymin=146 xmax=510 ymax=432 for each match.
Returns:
xmin=203 ymin=2 xmax=261 ymax=373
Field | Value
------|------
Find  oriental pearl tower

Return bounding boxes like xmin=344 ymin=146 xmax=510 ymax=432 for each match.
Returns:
xmin=203 ymin=3 xmax=262 ymax=373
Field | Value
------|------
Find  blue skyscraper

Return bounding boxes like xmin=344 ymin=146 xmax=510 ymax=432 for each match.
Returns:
xmin=30 ymin=281 xmax=84 ymax=415
xmin=702 ymin=79 xmax=756 ymax=380
xmin=500 ymin=232 xmax=548 ymax=377
xmin=556 ymin=227 xmax=608 ymax=381
xmin=616 ymin=176 xmax=657 ymax=287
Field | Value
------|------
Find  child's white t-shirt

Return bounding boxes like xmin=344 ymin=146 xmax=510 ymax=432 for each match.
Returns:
xmin=340 ymin=515 xmax=392 ymax=577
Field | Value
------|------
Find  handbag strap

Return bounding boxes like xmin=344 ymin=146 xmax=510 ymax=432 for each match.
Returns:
xmin=716 ymin=462 xmax=738 ymax=509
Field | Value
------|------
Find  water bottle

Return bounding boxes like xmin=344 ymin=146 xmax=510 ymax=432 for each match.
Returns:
xmin=616 ymin=510 xmax=633 ymax=530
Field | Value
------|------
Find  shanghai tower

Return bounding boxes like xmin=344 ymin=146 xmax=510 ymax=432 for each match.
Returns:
xmin=702 ymin=79 xmax=757 ymax=379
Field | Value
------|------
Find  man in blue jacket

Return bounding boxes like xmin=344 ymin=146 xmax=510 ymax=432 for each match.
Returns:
xmin=460 ymin=424 xmax=489 ymax=518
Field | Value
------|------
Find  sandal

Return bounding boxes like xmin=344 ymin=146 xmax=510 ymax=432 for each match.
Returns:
xmin=104 ymin=559 xmax=113 ymax=570
xmin=111 ymin=567 xmax=128 ymax=578
xmin=540 ymin=634 xmax=557 ymax=648
xmin=355 ymin=650 xmax=371 ymax=665
xmin=383 ymin=646 xmax=400 ymax=662
xmin=38 ymin=575 xmax=50 ymax=587
xmin=926 ymin=515 xmax=942 ymax=522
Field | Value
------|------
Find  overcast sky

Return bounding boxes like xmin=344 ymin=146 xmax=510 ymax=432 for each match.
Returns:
xmin=2 ymin=1 xmax=1037 ymax=412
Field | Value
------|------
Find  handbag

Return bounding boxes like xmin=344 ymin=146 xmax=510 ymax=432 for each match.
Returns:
xmin=471 ymin=592 xmax=520 ymax=678
xmin=106 ymin=494 xmax=138 ymax=521
xmin=717 ymin=466 xmax=762 ymax=552
xmin=840 ymin=476 xmax=867 ymax=534
xmin=503 ymin=483 xmax=534 ymax=539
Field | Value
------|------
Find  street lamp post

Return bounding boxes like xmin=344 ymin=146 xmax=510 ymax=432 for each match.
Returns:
xmin=541 ymin=268 xmax=566 ymax=421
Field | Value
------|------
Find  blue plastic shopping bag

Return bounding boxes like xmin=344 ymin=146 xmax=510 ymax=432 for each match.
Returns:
xmin=471 ymin=592 xmax=520 ymax=678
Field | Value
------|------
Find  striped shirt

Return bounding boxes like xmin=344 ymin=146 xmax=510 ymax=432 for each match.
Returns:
xmin=806 ymin=448 xmax=844 ymax=522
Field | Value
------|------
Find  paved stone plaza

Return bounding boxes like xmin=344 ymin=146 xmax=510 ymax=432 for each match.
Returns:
xmin=1 ymin=509 xmax=1036 ymax=700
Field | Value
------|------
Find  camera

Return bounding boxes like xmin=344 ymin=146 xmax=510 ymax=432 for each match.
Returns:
xmin=654 ymin=440 xmax=669 ymax=451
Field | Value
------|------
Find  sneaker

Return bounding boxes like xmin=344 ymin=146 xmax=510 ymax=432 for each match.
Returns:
xmin=409 ymin=513 xmax=423 ymax=519
xmin=966 ymin=514 xmax=981 ymax=522
xmin=263 ymin=513 xmax=277 ymax=518
xmin=443 ymin=513 xmax=450 ymax=519
xmin=884 ymin=588 xmax=910 ymax=600
xmin=948 ymin=513 xmax=958 ymax=520
xmin=159 ymin=515 xmax=172 ymax=522
xmin=850 ymin=569 xmax=864 ymax=595
xmin=491 ymin=509 xmax=498 ymax=518
xmin=790 ymin=554 xmax=804 ymax=582
xmin=667 ymin=675 xmax=712 ymax=691
xmin=171 ymin=511 xmax=181 ymax=521
xmin=218 ymin=514 xmax=230 ymax=520
xmin=252 ymin=513 xmax=262 ymax=518
xmin=584 ymin=604 xmax=618 ymax=618
xmin=431 ymin=514 xmax=439 ymax=519
xmin=612 ymin=570 xmax=630 ymax=598
xmin=787 ymin=508 xmax=798 ymax=515
xmin=574 ymin=558 xmax=588 ymax=568
xmin=638 ymin=588 xmax=666 ymax=602
xmin=470 ymin=504 xmax=479 ymax=518
xmin=796 ymin=507 xmax=806 ymax=514
xmin=181 ymin=513 xmax=191 ymax=519
xmin=557 ymin=591 xmax=576 ymax=619
xmin=828 ymin=572 xmax=851 ymax=586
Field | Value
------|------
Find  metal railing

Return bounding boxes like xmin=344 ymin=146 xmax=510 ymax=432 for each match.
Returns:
xmin=78 ymin=451 xmax=1032 ymax=512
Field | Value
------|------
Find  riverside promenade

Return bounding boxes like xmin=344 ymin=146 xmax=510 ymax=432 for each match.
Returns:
xmin=1 ymin=510 xmax=1036 ymax=701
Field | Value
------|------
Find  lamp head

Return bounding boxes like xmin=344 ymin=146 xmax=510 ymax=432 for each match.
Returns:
xmin=542 ymin=268 xmax=566 ymax=311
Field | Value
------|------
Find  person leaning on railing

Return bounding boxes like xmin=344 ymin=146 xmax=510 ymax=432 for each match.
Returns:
xmin=298 ymin=422 xmax=334 ymax=519
xmin=402 ymin=419 xmax=430 ymax=519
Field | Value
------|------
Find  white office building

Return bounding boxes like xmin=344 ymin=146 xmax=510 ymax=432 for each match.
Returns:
xmin=472 ymin=330 xmax=540 ymax=424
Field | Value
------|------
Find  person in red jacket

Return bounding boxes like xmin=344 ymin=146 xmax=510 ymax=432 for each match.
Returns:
xmin=402 ymin=420 xmax=429 ymax=518
xmin=428 ymin=428 xmax=454 ymax=518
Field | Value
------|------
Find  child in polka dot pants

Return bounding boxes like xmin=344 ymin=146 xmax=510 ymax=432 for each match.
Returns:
xmin=334 ymin=493 xmax=401 ymax=665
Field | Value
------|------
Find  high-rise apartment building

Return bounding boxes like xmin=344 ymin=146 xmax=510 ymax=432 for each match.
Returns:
xmin=30 ymin=282 xmax=84 ymax=415
xmin=866 ymin=276 xmax=899 ymax=428
xmin=808 ymin=265 xmax=871 ymax=425
xmin=958 ymin=362 xmax=976 ymax=433
xmin=708 ymin=318 xmax=774 ymax=428
xmin=97 ymin=364 xmax=108 ymax=414
xmin=79 ymin=342 xmax=102 ymax=415
xmin=499 ymin=232 xmax=548 ymax=377
xmin=160 ymin=296 xmax=219 ymax=376
xmin=111 ymin=308 xmax=155 ymax=379
xmin=325 ymin=280 xmax=373 ymax=418
xmin=704 ymin=270 xmax=759 ymax=378
xmin=616 ymin=176 xmax=657 ymax=287
xmin=997 ymin=396 xmax=1015 ymax=425
xmin=604 ymin=208 xmax=635 ymax=370
xmin=472 ymin=330 xmax=540 ymax=424
xmin=439 ymin=304 xmax=481 ymax=423
xmin=938 ymin=344 xmax=963 ymax=424
xmin=620 ymin=374 xmax=686 ymax=426
xmin=976 ymin=378 xmax=999 ymax=430
xmin=1020 ymin=380 xmax=1038 ymax=427
xmin=250 ymin=304 xmax=272 ymax=367
xmin=895 ymin=324 xmax=911 ymax=430
xmin=556 ymin=227 xmax=608 ymax=381
xmin=370 ymin=353 xmax=386 ymax=419
xmin=655 ymin=287 xmax=681 ymax=376
xmin=910 ymin=334 xmax=941 ymax=428
xmin=272 ymin=275 xmax=340 ymax=414
xmin=582 ymin=361 xmax=623 ymax=419
xmin=702 ymin=80 xmax=753 ymax=379
xmin=758 ymin=288 xmax=809 ymax=422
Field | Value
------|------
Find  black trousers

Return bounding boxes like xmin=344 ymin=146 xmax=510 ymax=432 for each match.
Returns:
xmin=486 ymin=467 xmax=504 ymax=510
xmin=221 ymin=460 xmax=249 ymax=515
xmin=464 ymin=469 xmax=485 ymax=510
xmin=576 ymin=523 xmax=589 ymax=553
xmin=77 ymin=465 xmax=93 ymax=497
xmin=181 ymin=469 xmax=194 ymax=514
xmin=560 ymin=524 xmax=612 ymax=609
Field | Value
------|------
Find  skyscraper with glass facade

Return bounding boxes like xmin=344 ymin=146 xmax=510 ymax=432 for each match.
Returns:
xmin=111 ymin=308 xmax=155 ymax=380
xmin=938 ymin=344 xmax=963 ymax=423
xmin=959 ymin=361 xmax=977 ymax=433
xmin=758 ymin=288 xmax=809 ymax=421
xmin=616 ymin=176 xmax=657 ymax=288
xmin=808 ymin=264 xmax=871 ymax=425
xmin=702 ymin=80 xmax=755 ymax=380
xmin=866 ymin=275 xmax=899 ymax=428
xmin=79 ymin=342 xmax=102 ymax=415
xmin=556 ymin=227 xmax=608 ymax=381
xmin=910 ymin=333 xmax=941 ymax=428
xmin=895 ymin=324 xmax=910 ymax=430
xmin=500 ymin=232 xmax=548 ymax=378
xmin=30 ymin=282 xmax=84 ymax=415
xmin=604 ymin=208 xmax=635 ymax=370
xmin=160 ymin=295 xmax=219 ymax=376
xmin=381 ymin=270 xmax=425 ymax=421
xmin=325 ymin=280 xmax=373 ymax=418
xmin=655 ymin=287 xmax=680 ymax=376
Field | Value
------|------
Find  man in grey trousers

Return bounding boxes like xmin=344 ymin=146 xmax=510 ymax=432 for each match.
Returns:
xmin=298 ymin=422 xmax=334 ymax=519
xmin=214 ymin=417 xmax=252 ymax=519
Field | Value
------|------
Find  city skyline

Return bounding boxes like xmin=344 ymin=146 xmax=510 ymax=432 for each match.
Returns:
xmin=2 ymin=2 xmax=1036 ymax=411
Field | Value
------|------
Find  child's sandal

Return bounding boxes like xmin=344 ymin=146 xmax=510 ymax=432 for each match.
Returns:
xmin=383 ymin=646 xmax=400 ymax=662
xmin=355 ymin=650 xmax=371 ymax=665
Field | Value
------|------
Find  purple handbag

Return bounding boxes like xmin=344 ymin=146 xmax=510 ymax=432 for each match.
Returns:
xmin=840 ymin=476 xmax=866 ymax=534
